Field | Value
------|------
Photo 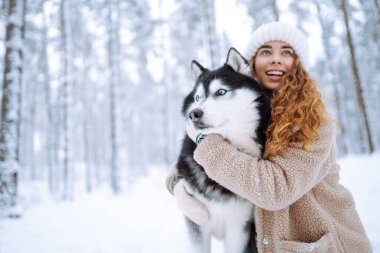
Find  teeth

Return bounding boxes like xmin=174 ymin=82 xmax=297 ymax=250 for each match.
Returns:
xmin=267 ymin=71 xmax=284 ymax=76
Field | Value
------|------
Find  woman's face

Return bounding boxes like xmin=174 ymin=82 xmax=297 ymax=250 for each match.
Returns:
xmin=253 ymin=40 xmax=295 ymax=90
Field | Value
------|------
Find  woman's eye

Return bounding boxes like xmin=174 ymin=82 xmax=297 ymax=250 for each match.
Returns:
xmin=261 ymin=50 xmax=271 ymax=56
xmin=215 ymin=89 xmax=227 ymax=96
xmin=282 ymin=50 xmax=293 ymax=56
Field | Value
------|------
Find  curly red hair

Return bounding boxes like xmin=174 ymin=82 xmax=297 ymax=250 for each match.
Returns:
xmin=250 ymin=54 xmax=328 ymax=159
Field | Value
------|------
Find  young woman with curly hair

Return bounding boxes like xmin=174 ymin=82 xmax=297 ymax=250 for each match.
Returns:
xmin=165 ymin=22 xmax=371 ymax=253
xmin=252 ymin=48 xmax=328 ymax=159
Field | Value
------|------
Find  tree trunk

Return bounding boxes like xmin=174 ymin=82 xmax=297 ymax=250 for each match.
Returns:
xmin=200 ymin=0 xmax=219 ymax=68
xmin=271 ymin=0 xmax=279 ymax=21
xmin=16 ymin=0 xmax=26 ymax=176
xmin=0 ymin=0 xmax=25 ymax=215
xmin=41 ymin=0 xmax=57 ymax=194
xmin=60 ymin=0 xmax=72 ymax=200
xmin=108 ymin=0 xmax=120 ymax=194
xmin=374 ymin=0 xmax=380 ymax=16
xmin=340 ymin=0 xmax=374 ymax=153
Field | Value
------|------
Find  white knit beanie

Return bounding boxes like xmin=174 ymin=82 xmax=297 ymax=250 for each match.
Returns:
xmin=244 ymin=22 xmax=309 ymax=69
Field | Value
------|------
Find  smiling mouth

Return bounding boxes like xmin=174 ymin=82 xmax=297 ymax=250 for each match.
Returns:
xmin=266 ymin=70 xmax=285 ymax=76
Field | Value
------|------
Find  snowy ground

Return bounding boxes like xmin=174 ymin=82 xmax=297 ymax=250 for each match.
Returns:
xmin=0 ymin=153 xmax=379 ymax=253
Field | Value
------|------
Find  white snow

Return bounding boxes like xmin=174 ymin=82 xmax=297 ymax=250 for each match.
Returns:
xmin=0 ymin=153 xmax=379 ymax=253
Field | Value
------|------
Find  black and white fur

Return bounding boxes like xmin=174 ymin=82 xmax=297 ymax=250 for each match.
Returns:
xmin=177 ymin=48 xmax=271 ymax=253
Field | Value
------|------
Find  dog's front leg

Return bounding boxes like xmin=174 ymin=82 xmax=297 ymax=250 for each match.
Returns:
xmin=186 ymin=219 xmax=211 ymax=253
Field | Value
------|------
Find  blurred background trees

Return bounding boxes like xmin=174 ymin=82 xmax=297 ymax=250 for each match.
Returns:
xmin=0 ymin=0 xmax=379 ymax=211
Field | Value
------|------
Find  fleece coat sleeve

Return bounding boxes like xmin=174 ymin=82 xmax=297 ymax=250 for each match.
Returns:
xmin=193 ymin=122 xmax=335 ymax=211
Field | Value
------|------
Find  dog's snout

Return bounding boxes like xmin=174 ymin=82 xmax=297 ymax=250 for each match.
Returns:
xmin=189 ymin=109 xmax=203 ymax=122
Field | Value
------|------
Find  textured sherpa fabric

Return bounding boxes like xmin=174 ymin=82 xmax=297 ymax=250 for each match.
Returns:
xmin=193 ymin=121 xmax=372 ymax=253
xmin=244 ymin=22 xmax=310 ymax=69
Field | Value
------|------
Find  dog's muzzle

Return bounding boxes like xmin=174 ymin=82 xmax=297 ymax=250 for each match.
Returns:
xmin=189 ymin=109 xmax=203 ymax=122
xmin=189 ymin=109 xmax=210 ymax=129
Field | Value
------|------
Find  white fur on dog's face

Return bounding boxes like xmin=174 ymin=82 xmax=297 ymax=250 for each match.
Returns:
xmin=187 ymin=78 xmax=261 ymax=149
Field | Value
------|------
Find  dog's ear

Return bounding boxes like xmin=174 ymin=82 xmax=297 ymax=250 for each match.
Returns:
xmin=226 ymin=48 xmax=251 ymax=77
xmin=191 ymin=60 xmax=206 ymax=82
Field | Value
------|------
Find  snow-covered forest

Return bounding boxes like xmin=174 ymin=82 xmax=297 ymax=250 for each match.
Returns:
xmin=0 ymin=0 xmax=379 ymax=251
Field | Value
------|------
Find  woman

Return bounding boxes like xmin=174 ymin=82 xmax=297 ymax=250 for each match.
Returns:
xmin=166 ymin=22 xmax=372 ymax=253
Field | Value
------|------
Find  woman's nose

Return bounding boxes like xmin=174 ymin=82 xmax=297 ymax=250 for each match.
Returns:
xmin=270 ymin=53 xmax=282 ymax=64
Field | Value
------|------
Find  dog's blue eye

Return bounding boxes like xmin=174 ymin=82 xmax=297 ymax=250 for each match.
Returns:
xmin=215 ymin=89 xmax=227 ymax=96
xmin=195 ymin=95 xmax=200 ymax=101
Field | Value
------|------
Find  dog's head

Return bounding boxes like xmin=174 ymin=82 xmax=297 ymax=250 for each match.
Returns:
xmin=182 ymin=48 xmax=270 ymax=150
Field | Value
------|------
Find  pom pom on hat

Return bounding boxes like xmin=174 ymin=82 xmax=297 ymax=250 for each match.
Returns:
xmin=244 ymin=22 xmax=309 ymax=69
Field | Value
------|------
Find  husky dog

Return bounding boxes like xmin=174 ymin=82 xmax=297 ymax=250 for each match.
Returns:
xmin=177 ymin=48 xmax=271 ymax=253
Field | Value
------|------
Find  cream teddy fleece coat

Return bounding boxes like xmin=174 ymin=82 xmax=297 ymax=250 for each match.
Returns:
xmin=191 ymin=121 xmax=372 ymax=253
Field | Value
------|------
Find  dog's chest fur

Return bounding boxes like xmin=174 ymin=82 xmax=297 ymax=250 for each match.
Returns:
xmin=195 ymin=192 xmax=254 ymax=239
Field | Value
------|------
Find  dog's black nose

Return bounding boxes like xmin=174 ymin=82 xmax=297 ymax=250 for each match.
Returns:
xmin=189 ymin=109 xmax=203 ymax=122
